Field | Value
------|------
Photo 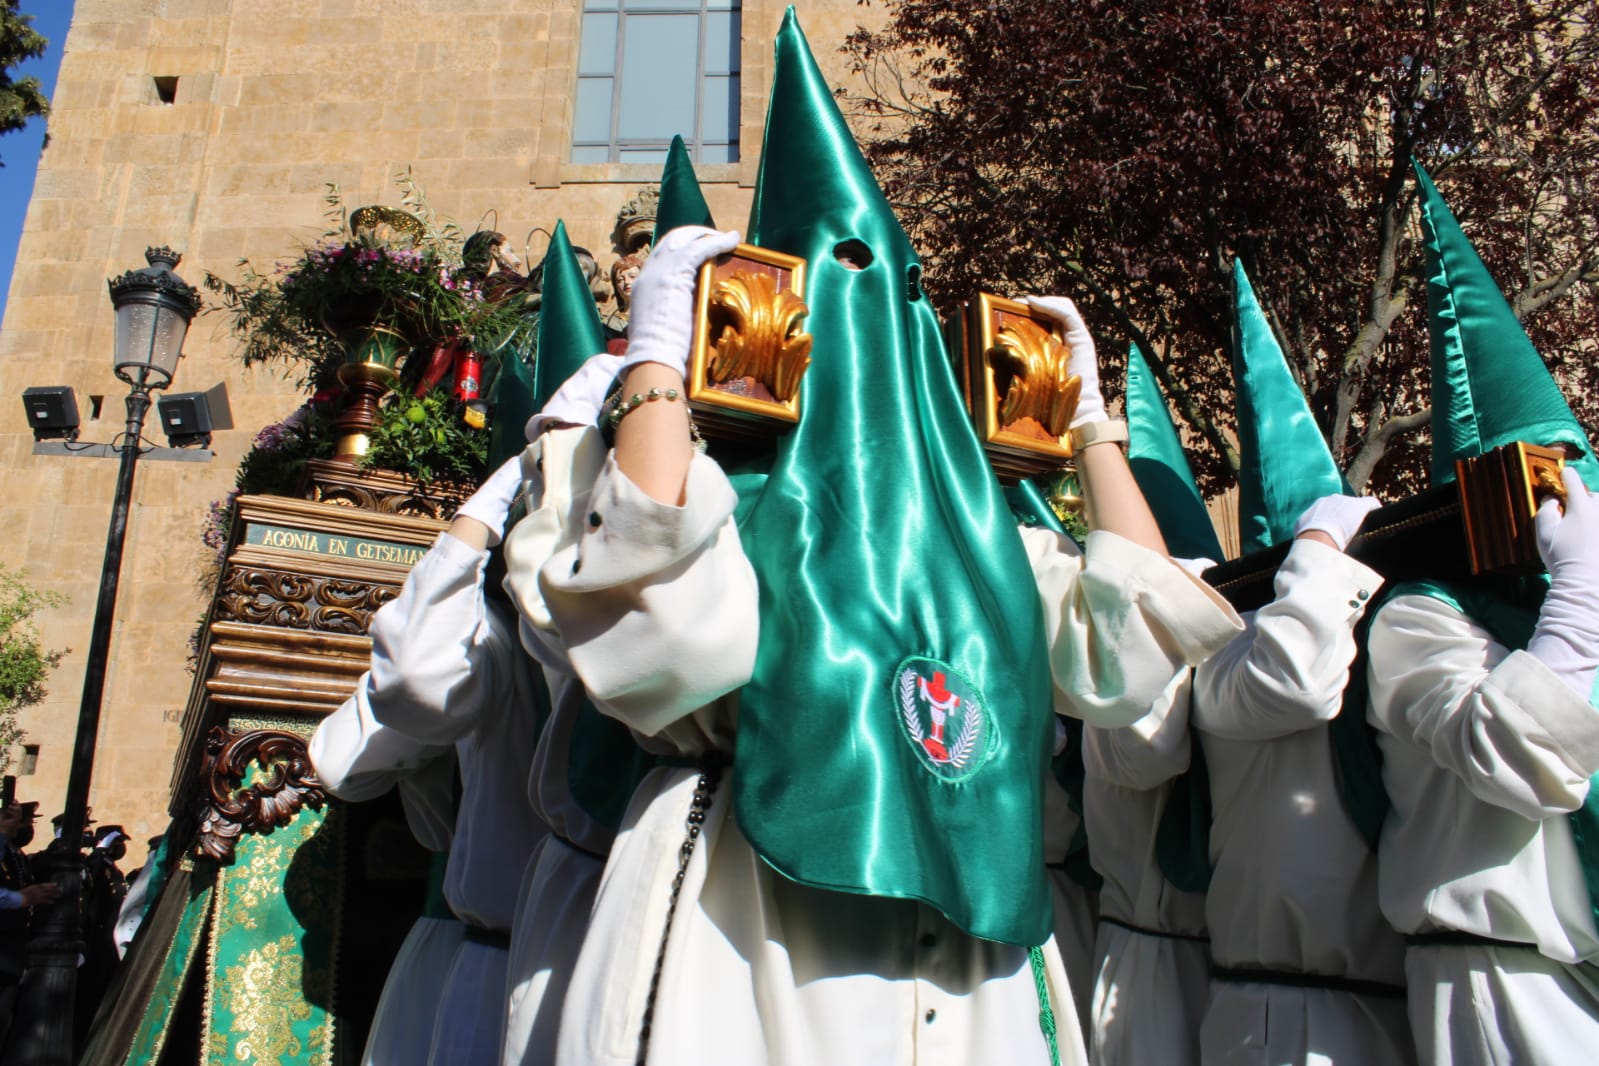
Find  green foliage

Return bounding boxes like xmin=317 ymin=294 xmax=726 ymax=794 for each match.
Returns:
xmin=234 ymin=403 xmax=339 ymax=499
xmin=363 ymin=388 xmax=489 ymax=488
xmin=0 ymin=566 xmax=64 ymax=769
xmin=202 ymin=260 xmax=346 ymax=393
xmin=203 ymin=180 xmax=527 ymax=393
xmin=0 ymin=0 xmax=47 ymax=165
xmin=1038 ymin=469 xmax=1091 ymax=544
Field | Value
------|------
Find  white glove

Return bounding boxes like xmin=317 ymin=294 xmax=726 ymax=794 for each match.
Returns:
xmin=1174 ymin=556 xmax=1219 ymax=580
xmin=1025 ymin=295 xmax=1105 ymax=428
xmin=455 ymin=456 xmax=524 ymax=547
xmin=1292 ymin=494 xmax=1381 ymax=551
xmin=1528 ymin=467 xmax=1599 ymax=698
xmin=619 ymin=225 xmax=741 ymax=378
xmin=525 ymin=352 xmax=623 ymax=439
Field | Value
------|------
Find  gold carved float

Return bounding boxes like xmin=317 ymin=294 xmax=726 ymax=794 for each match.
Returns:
xmin=1457 ymin=441 xmax=1567 ymax=575
xmin=687 ymin=243 xmax=811 ymax=442
xmin=952 ymin=293 xmax=1081 ymax=480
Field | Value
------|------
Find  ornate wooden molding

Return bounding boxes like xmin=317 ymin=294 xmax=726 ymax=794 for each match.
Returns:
xmin=173 ymin=493 xmax=444 ymax=818
xmin=213 ymin=565 xmax=400 ymax=635
xmin=303 ymin=458 xmax=476 ymax=520
xmin=197 ymin=727 xmax=327 ymax=864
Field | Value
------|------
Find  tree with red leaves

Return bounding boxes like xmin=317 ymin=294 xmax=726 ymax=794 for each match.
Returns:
xmin=842 ymin=0 xmax=1599 ymax=495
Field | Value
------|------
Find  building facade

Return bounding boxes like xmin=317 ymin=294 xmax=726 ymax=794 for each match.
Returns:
xmin=0 ymin=0 xmax=875 ymax=857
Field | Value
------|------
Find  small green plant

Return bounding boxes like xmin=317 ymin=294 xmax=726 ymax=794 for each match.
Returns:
xmin=363 ymin=388 xmax=489 ymax=488
xmin=0 ymin=566 xmax=65 ymax=769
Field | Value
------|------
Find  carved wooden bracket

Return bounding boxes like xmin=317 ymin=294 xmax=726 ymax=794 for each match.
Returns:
xmin=197 ymin=727 xmax=327 ymax=864
xmin=303 ymin=458 xmax=475 ymax=520
xmin=213 ymin=565 xmax=400 ymax=635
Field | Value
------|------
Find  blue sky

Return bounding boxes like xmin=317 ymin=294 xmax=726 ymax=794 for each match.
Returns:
xmin=0 ymin=1 xmax=74 ymax=322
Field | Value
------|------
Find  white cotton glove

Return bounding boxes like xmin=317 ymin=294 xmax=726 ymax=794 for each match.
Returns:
xmin=1292 ymin=494 xmax=1381 ymax=551
xmin=618 ymin=225 xmax=742 ymax=378
xmin=1174 ymin=557 xmax=1219 ymax=580
xmin=1528 ymin=467 xmax=1599 ymax=698
xmin=455 ymin=456 xmax=524 ymax=547
xmin=524 ymin=352 xmax=624 ymax=439
xmin=1025 ymin=295 xmax=1105 ymax=428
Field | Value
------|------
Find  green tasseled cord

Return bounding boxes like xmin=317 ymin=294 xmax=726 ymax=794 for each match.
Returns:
xmin=1029 ymin=945 xmax=1061 ymax=1066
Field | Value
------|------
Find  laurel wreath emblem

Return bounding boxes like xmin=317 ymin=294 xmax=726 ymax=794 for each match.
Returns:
xmin=946 ymin=694 xmax=982 ymax=768
xmin=899 ymin=669 xmax=924 ymax=742
xmin=898 ymin=666 xmax=984 ymax=770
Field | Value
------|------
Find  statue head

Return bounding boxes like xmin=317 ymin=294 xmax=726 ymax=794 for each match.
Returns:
xmin=610 ymin=250 xmax=648 ymax=311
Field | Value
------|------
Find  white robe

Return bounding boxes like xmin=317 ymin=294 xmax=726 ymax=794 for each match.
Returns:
xmin=509 ymin=441 xmax=1242 ymax=1066
xmin=502 ymin=427 xmax=616 ymax=1066
xmin=1044 ymin=766 xmax=1100 ymax=1044
xmin=1191 ymin=539 xmax=1412 ymax=1066
xmin=1081 ymin=672 xmax=1210 ymax=1066
xmin=1367 ymin=592 xmax=1599 ymax=1065
xmin=310 ymin=532 xmax=548 ymax=1066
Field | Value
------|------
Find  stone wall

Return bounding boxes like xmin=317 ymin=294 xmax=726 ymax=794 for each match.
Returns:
xmin=0 ymin=0 xmax=878 ymax=860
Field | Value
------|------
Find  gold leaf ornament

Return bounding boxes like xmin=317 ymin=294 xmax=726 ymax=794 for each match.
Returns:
xmin=707 ymin=271 xmax=813 ymax=402
xmin=987 ymin=318 xmax=1082 ymax=439
xmin=348 ymin=205 xmax=427 ymax=248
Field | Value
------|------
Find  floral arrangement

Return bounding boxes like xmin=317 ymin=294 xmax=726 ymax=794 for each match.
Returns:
xmin=202 ymin=177 xmax=528 ymax=393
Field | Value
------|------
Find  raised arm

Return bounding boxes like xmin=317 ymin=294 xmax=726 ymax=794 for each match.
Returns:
xmin=1367 ymin=468 xmax=1599 ymax=818
xmin=1023 ymin=524 xmax=1240 ymax=727
xmin=1367 ymin=594 xmax=1599 ymax=819
xmin=1191 ymin=496 xmax=1381 ymax=740
xmin=609 ymin=225 xmax=740 ymax=505
xmin=1026 ymin=295 xmax=1166 ymax=553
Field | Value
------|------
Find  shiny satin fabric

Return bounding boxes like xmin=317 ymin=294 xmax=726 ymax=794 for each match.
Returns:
xmin=729 ymin=9 xmax=1054 ymax=948
xmin=1415 ymin=162 xmax=1599 ymax=487
xmin=533 ymin=221 xmax=607 ymax=409
xmin=1006 ymin=479 xmax=1070 ymax=539
xmin=487 ymin=306 xmax=539 ymax=472
xmin=654 ymin=134 xmax=715 ymax=240
xmin=1126 ymin=342 xmax=1225 ymax=562
xmin=488 ymin=340 xmax=537 ymax=472
xmin=1231 ymin=259 xmax=1347 ymax=553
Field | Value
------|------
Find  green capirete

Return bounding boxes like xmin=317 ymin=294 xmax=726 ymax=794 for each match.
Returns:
xmin=1414 ymin=161 xmax=1598 ymax=486
xmin=731 ymin=8 xmax=1054 ymax=947
xmin=1232 ymin=260 xmax=1346 ymax=553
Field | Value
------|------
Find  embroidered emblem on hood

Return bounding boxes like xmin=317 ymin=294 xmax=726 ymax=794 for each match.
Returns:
xmin=894 ymin=657 xmax=994 ymax=781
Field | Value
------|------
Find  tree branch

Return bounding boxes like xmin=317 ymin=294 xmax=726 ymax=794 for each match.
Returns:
xmin=1345 ymin=406 xmax=1431 ymax=493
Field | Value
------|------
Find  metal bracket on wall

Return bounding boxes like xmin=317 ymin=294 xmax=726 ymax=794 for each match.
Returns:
xmin=31 ymin=441 xmax=214 ymax=462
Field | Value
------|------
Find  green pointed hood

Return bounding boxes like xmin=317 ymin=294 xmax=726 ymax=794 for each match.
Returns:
xmin=487 ymin=335 xmax=537 ymax=471
xmin=731 ymin=8 xmax=1053 ymax=947
xmin=1232 ymin=260 xmax=1346 ymax=553
xmin=1414 ymin=161 xmax=1598 ymax=486
xmin=653 ymin=135 xmax=715 ymax=241
xmin=533 ymin=221 xmax=607 ymax=410
xmin=1126 ymin=343 xmax=1225 ymax=561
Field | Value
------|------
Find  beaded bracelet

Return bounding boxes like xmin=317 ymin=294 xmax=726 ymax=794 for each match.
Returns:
xmin=606 ymin=387 xmax=682 ymax=428
xmin=603 ymin=386 xmax=708 ymax=450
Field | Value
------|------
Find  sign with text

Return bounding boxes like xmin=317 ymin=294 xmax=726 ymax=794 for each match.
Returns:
xmin=245 ymin=522 xmax=429 ymax=567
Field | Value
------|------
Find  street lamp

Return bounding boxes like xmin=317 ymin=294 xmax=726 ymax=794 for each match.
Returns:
xmin=4 ymin=248 xmax=200 ymax=1066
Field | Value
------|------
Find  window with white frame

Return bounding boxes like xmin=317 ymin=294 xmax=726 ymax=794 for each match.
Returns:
xmin=572 ymin=0 xmax=741 ymax=165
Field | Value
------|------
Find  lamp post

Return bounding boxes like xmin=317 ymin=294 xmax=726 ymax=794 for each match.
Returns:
xmin=3 ymin=248 xmax=200 ymax=1066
